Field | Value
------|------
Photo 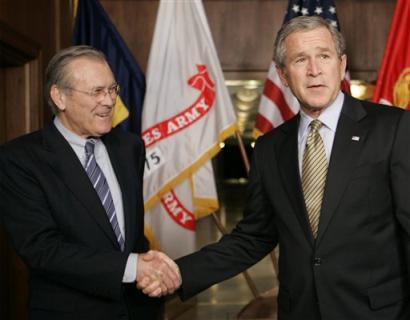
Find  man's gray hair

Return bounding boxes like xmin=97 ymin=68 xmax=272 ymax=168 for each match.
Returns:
xmin=273 ymin=16 xmax=346 ymax=69
xmin=45 ymin=45 xmax=107 ymax=115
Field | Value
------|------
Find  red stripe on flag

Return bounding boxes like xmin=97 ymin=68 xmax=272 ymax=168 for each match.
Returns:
xmin=255 ymin=113 xmax=274 ymax=133
xmin=341 ymin=78 xmax=351 ymax=94
xmin=263 ymin=79 xmax=295 ymax=121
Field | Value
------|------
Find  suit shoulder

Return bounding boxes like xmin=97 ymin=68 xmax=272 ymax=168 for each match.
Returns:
xmin=109 ymin=128 xmax=144 ymax=148
xmin=255 ymin=116 xmax=297 ymax=147
xmin=360 ymin=99 xmax=404 ymax=118
xmin=1 ymin=130 xmax=43 ymax=159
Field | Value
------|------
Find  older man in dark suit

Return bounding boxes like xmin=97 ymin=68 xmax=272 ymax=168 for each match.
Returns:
xmin=140 ymin=16 xmax=410 ymax=320
xmin=0 ymin=46 xmax=180 ymax=320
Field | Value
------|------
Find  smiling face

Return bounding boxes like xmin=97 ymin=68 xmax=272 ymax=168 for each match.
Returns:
xmin=50 ymin=57 xmax=116 ymax=139
xmin=277 ymin=27 xmax=346 ymax=117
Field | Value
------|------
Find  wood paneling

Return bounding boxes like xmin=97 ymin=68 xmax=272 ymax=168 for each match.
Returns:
xmin=3 ymin=61 xmax=41 ymax=140
xmin=0 ymin=3 xmax=71 ymax=320
xmin=203 ymin=0 xmax=287 ymax=78
xmin=337 ymin=0 xmax=396 ymax=82
xmin=0 ymin=0 xmax=72 ymax=122
xmin=100 ymin=0 xmax=395 ymax=82
xmin=100 ymin=0 xmax=159 ymax=72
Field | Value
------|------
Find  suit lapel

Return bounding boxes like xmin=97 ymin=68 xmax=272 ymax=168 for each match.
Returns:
xmin=316 ymin=95 xmax=368 ymax=246
xmin=42 ymin=124 xmax=119 ymax=248
xmin=102 ymin=130 xmax=138 ymax=252
xmin=278 ymin=116 xmax=315 ymax=245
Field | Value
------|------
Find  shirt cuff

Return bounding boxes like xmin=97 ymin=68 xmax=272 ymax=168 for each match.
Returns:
xmin=122 ymin=253 xmax=138 ymax=283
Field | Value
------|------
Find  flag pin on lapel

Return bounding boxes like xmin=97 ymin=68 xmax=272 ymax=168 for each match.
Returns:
xmin=352 ymin=136 xmax=360 ymax=141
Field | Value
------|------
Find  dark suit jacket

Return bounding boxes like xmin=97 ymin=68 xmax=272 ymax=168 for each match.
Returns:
xmin=176 ymin=95 xmax=410 ymax=320
xmin=0 ymin=123 xmax=163 ymax=320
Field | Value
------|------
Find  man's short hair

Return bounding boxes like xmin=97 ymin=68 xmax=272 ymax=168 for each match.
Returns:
xmin=45 ymin=45 xmax=107 ymax=115
xmin=273 ymin=16 xmax=346 ymax=69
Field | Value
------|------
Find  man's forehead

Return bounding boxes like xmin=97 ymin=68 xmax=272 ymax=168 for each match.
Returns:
xmin=286 ymin=27 xmax=332 ymax=43
xmin=66 ymin=57 xmax=114 ymax=84
xmin=284 ymin=28 xmax=336 ymax=52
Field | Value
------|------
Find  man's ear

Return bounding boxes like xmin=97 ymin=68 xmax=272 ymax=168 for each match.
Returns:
xmin=50 ymin=85 xmax=67 ymax=112
xmin=276 ymin=65 xmax=289 ymax=87
xmin=340 ymin=54 xmax=347 ymax=80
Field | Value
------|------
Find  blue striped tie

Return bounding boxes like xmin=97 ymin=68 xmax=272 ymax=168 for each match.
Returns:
xmin=84 ymin=140 xmax=125 ymax=251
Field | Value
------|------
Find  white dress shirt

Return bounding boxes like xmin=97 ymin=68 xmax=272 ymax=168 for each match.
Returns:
xmin=298 ymin=91 xmax=345 ymax=176
xmin=54 ymin=117 xmax=137 ymax=283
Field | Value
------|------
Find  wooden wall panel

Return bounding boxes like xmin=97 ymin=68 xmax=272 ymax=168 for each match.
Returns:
xmin=203 ymin=0 xmax=288 ymax=79
xmin=4 ymin=67 xmax=28 ymax=139
xmin=0 ymin=2 xmax=71 ymax=320
xmin=2 ymin=61 xmax=41 ymax=140
xmin=0 ymin=0 xmax=72 ymax=123
xmin=101 ymin=0 xmax=159 ymax=72
xmin=101 ymin=0 xmax=395 ymax=83
xmin=337 ymin=0 xmax=395 ymax=82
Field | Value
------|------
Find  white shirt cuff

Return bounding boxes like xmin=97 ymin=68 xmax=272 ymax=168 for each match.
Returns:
xmin=122 ymin=253 xmax=138 ymax=283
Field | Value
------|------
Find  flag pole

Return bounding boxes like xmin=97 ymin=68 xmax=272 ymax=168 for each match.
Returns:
xmin=234 ymin=130 xmax=279 ymax=278
xmin=210 ymin=212 xmax=259 ymax=298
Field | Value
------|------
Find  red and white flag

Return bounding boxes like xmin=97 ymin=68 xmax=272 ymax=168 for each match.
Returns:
xmin=254 ymin=0 xmax=350 ymax=137
xmin=142 ymin=0 xmax=237 ymax=258
xmin=373 ymin=0 xmax=410 ymax=109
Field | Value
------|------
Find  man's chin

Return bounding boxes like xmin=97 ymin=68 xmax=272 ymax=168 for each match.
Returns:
xmin=93 ymin=125 xmax=113 ymax=137
xmin=300 ymin=104 xmax=328 ymax=114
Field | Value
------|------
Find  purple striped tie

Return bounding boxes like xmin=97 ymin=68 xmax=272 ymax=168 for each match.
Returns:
xmin=84 ymin=140 xmax=124 ymax=251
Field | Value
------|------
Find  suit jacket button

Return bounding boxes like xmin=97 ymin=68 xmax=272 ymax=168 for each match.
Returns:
xmin=314 ymin=257 xmax=322 ymax=266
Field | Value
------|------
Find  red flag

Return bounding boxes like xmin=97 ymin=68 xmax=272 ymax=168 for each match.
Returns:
xmin=373 ymin=0 xmax=410 ymax=109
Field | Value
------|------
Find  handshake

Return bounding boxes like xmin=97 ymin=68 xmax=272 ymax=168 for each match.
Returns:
xmin=136 ymin=250 xmax=181 ymax=297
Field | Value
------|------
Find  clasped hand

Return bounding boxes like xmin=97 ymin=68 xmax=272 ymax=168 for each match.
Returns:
xmin=136 ymin=250 xmax=181 ymax=297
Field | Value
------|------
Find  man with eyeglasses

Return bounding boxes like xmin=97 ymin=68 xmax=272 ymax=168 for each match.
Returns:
xmin=0 ymin=46 xmax=180 ymax=320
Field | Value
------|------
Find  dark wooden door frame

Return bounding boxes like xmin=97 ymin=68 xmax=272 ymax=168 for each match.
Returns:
xmin=0 ymin=20 xmax=42 ymax=320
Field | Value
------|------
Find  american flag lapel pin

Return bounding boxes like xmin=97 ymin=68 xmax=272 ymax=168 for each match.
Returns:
xmin=351 ymin=136 xmax=360 ymax=141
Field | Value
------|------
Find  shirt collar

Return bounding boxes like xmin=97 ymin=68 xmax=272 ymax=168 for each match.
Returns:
xmin=299 ymin=91 xmax=344 ymax=135
xmin=53 ymin=117 xmax=88 ymax=148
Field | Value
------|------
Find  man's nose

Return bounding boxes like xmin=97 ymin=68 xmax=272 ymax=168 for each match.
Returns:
xmin=307 ymin=59 xmax=321 ymax=76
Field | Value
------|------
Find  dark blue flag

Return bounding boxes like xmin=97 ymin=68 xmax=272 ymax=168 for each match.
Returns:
xmin=73 ymin=0 xmax=145 ymax=134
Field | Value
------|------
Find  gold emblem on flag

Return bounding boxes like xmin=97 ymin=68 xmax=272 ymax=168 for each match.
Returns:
xmin=393 ymin=68 xmax=410 ymax=109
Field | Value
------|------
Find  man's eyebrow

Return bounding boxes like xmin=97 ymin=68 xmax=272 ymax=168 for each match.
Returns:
xmin=316 ymin=46 xmax=333 ymax=52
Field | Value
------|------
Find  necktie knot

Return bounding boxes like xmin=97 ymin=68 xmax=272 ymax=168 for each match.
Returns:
xmin=85 ymin=140 xmax=96 ymax=158
xmin=310 ymin=119 xmax=322 ymax=132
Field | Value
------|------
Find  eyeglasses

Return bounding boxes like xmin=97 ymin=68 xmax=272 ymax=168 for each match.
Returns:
xmin=64 ymin=84 xmax=120 ymax=100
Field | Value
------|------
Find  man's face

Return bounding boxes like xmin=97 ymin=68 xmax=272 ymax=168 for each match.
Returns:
xmin=53 ymin=57 xmax=116 ymax=139
xmin=277 ymin=27 xmax=346 ymax=115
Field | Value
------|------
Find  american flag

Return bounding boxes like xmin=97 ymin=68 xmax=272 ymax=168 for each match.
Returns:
xmin=254 ymin=0 xmax=350 ymax=136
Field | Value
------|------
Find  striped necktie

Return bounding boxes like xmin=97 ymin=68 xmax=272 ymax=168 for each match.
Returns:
xmin=84 ymin=140 xmax=125 ymax=251
xmin=302 ymin=120 xmax=328 ymax=238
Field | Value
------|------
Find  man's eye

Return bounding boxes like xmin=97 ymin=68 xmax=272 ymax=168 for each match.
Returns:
xmin=92 ymin=88 xmax=105 ymax=96
xmin=295 ymin=57 xmax=306 ymax=63
xmin=320 ymin=54 xmax=330 ymax=59
xmin=108 ymin=85 xmax=118 ymax=94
